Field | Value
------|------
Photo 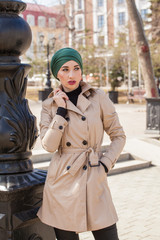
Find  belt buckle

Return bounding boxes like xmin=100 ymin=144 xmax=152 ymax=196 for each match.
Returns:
xmin=89 ymin=161 xmax=100 ymax=167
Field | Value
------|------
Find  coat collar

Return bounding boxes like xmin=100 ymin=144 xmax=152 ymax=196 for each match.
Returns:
xmin=66 ymin=81 xmax=95 ymax=115
xmin=48 ymin=81 xmax=95 ymax=115
xmin=76 ymin=81 xmax=94 ymax=114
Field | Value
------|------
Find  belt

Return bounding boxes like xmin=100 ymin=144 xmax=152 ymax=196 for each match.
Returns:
xmin=59 ymin=147 xmax=102 ymax=176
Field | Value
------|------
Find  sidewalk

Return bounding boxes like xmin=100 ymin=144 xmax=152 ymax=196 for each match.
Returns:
xmin=28 ymin=100 xmax=160 ymax=240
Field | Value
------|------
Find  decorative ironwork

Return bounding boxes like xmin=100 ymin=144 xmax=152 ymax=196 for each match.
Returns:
xmin=0 ymin=1 xmax=26 ymax=14
xmin=3 ymin=66 xmax=38 ymax=153
xmin=146 ymin=98 xmax=160 ymax=134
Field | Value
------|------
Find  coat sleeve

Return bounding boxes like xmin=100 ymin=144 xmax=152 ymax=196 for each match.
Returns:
xmin=40 ymin=99 xmax=68 ymax=153
xmin=99 ymin=90 xmax=126 ymax=172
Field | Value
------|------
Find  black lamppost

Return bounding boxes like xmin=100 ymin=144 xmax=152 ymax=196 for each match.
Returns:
xmin=38 ymin=36 xmax=56 ymax=101
xmin=46 ymin=43 xmax=52 ymax=88
xmin=0 ymin=0 xmax=55 ymax=239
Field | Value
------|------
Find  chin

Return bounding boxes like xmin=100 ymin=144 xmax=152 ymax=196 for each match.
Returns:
xmin=63 ymin=81 xmax=80 ymax=92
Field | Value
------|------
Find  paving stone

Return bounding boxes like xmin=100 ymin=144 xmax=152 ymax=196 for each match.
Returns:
xmin=79 ymin=232 xmax=94 ymax=240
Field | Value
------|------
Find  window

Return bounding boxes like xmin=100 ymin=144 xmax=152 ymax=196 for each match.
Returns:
xmin=97 ymin=0 xmax=104 ymax=7
xmin=78 ymin=38 xmax=83 ymax=46
xmin=78 ymin=0 xmax=82 ymax=9
xmin=38 ymin=32 xmax=44 ymax=45
xmin=118 ymin=0 xmax=124 ymax=4
xmin=37 ymin=32 xmax=45 ymax=56
xmin=98 ymin=15 xmax=104 ymax=28
xmin=98 ymin=36 xmax=104 ymax=47
xmin=118 ymin=12 xmax=125 ymax=25
xmin=38 ymin=16 xmax=46 ymax=28
xmin=78 ymin=17 xmax=83 ymax=29
xmin=75 ymin=14 xmax=84 ymax=30
xmin=141 ymin=9 xmax=148 ymax=20
xmin=26 ymin=14 xmax=35 ymax=26
xmin=49 ymin=18 xmax=56 ymax=28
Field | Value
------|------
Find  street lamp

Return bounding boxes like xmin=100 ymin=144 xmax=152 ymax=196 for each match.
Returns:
xmin=38 ymin=36 xmax=56 ymax=101
xmin=45 ymin=37 xmax=56 ymax=89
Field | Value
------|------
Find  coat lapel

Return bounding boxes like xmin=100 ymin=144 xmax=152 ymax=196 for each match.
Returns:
xmin=77 ymin=94 xmax=91 ymax=113
xmin=66 ymin=100 xmax=83 ymax=116
xmin=77 ymin=81 xmax=95 ymax=113
xmin=49 ymin=81 xmax=95 ymax=115
xmin=66 ymin=82 xmax=94 ymax=115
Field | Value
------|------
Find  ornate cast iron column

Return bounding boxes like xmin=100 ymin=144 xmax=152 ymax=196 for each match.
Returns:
xmin=0 ymin=1 xmax=55 ymax=239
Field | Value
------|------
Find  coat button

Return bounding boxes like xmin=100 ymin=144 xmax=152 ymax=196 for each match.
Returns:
xmin=83 ymin=165 xmax=87 ymax=170
xmin=81 ymin=116 xmax=86 ymax=121
xmin=66 ymin=142 xmax=71 ymax=147
xmin=59 ymin=125 xmax=63 ymax=130
xmin=82 ymin=140 xmax=88 ymax=145
xmin=67 ymin=166 xmax=71 ymax=170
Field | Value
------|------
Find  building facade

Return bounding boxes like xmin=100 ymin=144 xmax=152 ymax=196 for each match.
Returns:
xmin=21 ymin=3 xmax=68 ymax=61
xmin=113 ymin=0 xmax=150 ymax=44
xmin=22 ymin=1 xmax=150 ymax=88
xmin=66 ymin=0 xmax=150 ymax=48
xmin=22 ymin=1 xmax=150 ymax=58
xmin=66 ymin=0 xmax=114 ymax=47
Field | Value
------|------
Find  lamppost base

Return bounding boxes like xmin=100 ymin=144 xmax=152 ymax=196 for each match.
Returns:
xmin=146 ymin=98 xmax=160 ymax=135
xmin=38 ymin=88 xmax=53 ymax=101
xmin=108 ymin=91 xmax=119 ymax=104
xmin=0 ymin=169 xmax=55 ymax=240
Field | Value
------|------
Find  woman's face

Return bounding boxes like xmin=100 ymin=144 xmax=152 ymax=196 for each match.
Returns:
xmin=57 ymin=60 xmax=82 ymax=92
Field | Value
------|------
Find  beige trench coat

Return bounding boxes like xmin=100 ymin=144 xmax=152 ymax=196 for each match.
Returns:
xmin=37 ymin=81 xmax=126 ymax=233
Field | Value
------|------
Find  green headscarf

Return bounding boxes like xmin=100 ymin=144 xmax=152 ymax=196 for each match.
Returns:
xmin=50 ymin=47 xmax=83 ymax=79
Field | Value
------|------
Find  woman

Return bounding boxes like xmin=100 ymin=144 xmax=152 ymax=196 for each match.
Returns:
xmin=37 ymin=48 xmax=126 ymax=240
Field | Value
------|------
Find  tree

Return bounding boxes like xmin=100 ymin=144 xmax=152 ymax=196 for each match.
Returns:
xmin=60 ymin=0 xmax=75 ymax=47
xmin=148 ymin=0 xmax=160 ymax=43
xmin=78 ymin=45 xmax=106 ymax=87
xmin=150 ymin=44 xmax=160 ymax=80
xmin=147 ymin=0 xmax=160 ymax=87
xmin=125 ymin=0 xmax=159 ymax=98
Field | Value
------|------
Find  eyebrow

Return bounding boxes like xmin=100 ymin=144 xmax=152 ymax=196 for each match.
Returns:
xmin=62 ymin=65 xmax=79 ymax=68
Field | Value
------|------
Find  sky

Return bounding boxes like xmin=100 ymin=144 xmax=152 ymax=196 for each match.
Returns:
xmin=25 ymin=0 xmax=64 ymax=6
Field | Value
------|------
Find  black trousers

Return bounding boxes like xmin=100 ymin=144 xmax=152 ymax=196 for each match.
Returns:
xmin=54 ymin=224 xmax=119 ymax=240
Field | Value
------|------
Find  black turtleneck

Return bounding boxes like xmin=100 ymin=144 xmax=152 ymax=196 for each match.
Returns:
xmin=56 ymin=85 xmax=82 ymax=118
xmin=65 ymin=85 xmax=81 ymax=106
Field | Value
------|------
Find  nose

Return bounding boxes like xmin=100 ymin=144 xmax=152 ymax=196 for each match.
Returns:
xmin=68 ymin=70 xmax=74 ymax=79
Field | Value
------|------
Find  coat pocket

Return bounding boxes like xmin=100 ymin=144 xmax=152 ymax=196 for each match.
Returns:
xmin=98 ymin=162 xmax=107 ymax=183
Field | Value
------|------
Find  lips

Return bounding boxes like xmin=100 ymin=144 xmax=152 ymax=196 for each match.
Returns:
xmin=68 ymin=81 xmax=76 ymax=85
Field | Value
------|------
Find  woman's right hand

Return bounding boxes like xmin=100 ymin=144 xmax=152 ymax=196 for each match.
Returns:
xmin=53 ymin=88 xmax=69 ymax=108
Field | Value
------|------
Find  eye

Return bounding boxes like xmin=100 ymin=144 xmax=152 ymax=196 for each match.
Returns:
xmin=75 ymin=67 xmax=80 ymax=71
xmin=62 ymin=68 xmax=68 ymax=72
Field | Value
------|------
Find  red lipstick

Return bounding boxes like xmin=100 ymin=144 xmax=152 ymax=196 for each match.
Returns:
xmin=68 ymin=81 xmax=76 ymax=85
